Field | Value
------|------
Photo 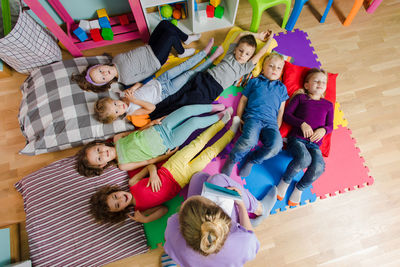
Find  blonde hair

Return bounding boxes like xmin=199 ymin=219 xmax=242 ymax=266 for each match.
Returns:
xmin=94 ymin=97 xmax=118 ymax=123
xmin=179 ymin=197 xmax=231 ymax=256
xmin=263 ymin=51 xmax=284 ymax=66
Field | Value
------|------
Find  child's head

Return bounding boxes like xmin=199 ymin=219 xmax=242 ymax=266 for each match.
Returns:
xmin=304 ymin=68 xmax=328 ymax=97
xmin=179 ymin=196 xmax=231 ymax=256
xmin=71 ymin=64 xmax=117 ymax=93
xmin=95 ymin=97 xmax=128 ymax=123
xmin=90 ymin=185 xmax=131 ymax=223
xmin=262 ymin=52 xmax=285 ymax=81
xmin=234 ymin=35 xmax=257 ymax=64
xmin=76 ymin=140 xmax=117 ymax=177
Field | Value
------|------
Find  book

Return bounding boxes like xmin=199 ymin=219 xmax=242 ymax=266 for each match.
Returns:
xmin=201 ymin=182 xmax=242 ymax=216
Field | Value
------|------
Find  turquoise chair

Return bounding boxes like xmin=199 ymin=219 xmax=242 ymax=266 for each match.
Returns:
xmin=285 ymin=0 xmax=334 ymax=31
xmin=248 ymin=0 xmax=292 ymax=32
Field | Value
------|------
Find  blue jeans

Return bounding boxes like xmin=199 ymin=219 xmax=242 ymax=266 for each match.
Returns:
xmin=154 ymin=104 xmax=219 ymax=149
xmin=282 ymin=137 xmax=325 ymax=191
xmin=157 ymin=50 xmax=213 ymax=99
xmin=229 ymin=118 xmax=282 ymax=164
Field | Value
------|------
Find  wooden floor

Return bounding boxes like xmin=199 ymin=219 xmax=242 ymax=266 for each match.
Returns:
xmin=1 ymin=0 xmax=399 ymax=265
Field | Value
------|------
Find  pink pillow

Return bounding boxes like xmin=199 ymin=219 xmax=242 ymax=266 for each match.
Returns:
xmin=280 ymin=61 xmax=338 ymax=157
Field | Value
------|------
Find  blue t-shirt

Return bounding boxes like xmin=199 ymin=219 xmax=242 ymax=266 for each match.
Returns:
xmin=242 ymin=75 xmax=288 ymax=125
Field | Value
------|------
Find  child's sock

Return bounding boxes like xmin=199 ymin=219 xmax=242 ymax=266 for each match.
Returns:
xmin=203 ymin=38 xmax=214 ymax=55
xmin=251 ymin=186 xmax=277 ymax=227
xmin=288 ymin=185 xmax=303 ymax=206
xmin=211 ymin=103 xmax=225 ymax=112
xmin=209 ymin=45 xmax=224 ymax=61
xmin=161 ymin=253 xmax=177 ymax=267
xmin=218 ymin=107 xmax=233 ymax=124
xmin=221 ymin=158 xmax=236 ymax=176
xmin=277 ymin=179 xmax=290 ymax=201
xmin=184 ymin=34 xmax=201 ymax=45
xmin=239 ymin=161 xmax=254 ymax=177
xmin=229 ymin=116 xmax=241 ymax=133
xmin=178 ymin=48 xmax=195 ymax=58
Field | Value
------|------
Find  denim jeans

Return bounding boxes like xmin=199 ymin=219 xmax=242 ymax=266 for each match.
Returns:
xmin=158 ymin=50 xmax=213 ymax=99
xmin=282 ymin=137 xmax=325 ymax=191
xmin=229 ymin=118 xmax=282 ymax=164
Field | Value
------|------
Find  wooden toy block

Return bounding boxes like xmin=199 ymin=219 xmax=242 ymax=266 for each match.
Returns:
xmin=97 ymin=8 xmax=109 ymax=20
xmin=206 ymin=5 xmax=215 ymax=18
xmin=118 ymin=14 xmax=129 ymax=25
xmin=99 ymin=16 xmax=111 ymax=28
xmin=197 ymin=10 xmax=207 ymax=23
xmin=210 ymin=0 xmax=221 ymax=7
xmin=90 ymin=28 xmax=102 ymax=42
xmin=78 ymin=20 xmax=90 ymax=33
xmin=214 ymin=5 xmax=224 ymax=19
xmin=89 ymin=20 xmax=100 ymax=29
xmin=101 ymin=28 xmax=114 ymax=40
xmin=73 ymin=27 xmax=88 ymax=42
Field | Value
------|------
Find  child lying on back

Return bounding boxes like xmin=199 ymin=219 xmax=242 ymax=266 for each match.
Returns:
xmin=93 ymin=39 xmax=222 ymax=127
xmin=149 ymin=29 xmax=276 ymax=120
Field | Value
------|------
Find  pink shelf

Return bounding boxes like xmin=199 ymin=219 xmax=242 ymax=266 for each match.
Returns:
xmin=24 ymin=0 xmax=150 ymax=57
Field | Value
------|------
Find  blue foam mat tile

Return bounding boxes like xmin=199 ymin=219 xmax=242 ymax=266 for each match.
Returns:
xmin=242 ymin=150 xmax=317 ymax=214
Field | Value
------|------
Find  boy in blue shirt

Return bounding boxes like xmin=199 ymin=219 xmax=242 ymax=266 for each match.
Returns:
xmin=222 ymin=52 xmax=288 ymax=177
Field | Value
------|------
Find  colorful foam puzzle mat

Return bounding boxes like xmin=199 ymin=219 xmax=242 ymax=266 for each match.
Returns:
xmin=140 ymin=29 xmax=373 ymax=246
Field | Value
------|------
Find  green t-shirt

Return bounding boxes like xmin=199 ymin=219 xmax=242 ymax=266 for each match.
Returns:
xmin=116 ymin=127 xmax=167 ymax=164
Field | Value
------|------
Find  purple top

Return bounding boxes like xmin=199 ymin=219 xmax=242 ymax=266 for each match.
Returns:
xmin=284 ymin=94 xmax=334 ymax=146
xmin=164 ymin=214 xmax=259 ymax=267
xmin=164 ymin=173 xmax=260 ymax=267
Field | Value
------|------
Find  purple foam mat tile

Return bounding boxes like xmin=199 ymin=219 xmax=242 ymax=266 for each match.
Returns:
xmin=274 ymin=29 xmax=321 ymax=69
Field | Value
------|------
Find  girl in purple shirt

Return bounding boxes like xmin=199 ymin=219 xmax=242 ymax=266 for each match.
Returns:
xmin=277 ymin=68 xmax=334 ymax=206
xmin=163 ymin=172 xmax=278 ymax=267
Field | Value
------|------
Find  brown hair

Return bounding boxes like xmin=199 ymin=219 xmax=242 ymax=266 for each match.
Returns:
xmin=179 ymin=197 xmax=231 ymax=256
xmin=76 ymin=140 xmax=117 ymax=177
xmin=304 ymin=68 xmax=327 ymax=83
xmin=94 ymin=97 xmax=118 ymax=123
xmin=71 ymin=64 xmax=116 ymax=93
xmin=89 ymin=185 xmax=129 ymax=223
xmin=237 ymin=34 xmax=257 ymax=50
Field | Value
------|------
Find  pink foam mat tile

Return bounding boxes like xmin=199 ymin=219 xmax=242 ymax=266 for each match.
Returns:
xmin=311 ymin=126 xmax=374 ymax=199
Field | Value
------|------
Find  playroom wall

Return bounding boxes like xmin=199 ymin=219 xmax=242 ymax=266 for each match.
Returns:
xmin=24 ymin=0 xmax=131 ymax=26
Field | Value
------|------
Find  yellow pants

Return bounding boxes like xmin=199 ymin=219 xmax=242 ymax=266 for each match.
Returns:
xmin=163 ymin=120 xmax=234 ymax=188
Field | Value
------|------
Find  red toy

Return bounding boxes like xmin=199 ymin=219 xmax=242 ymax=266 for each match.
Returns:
xmin=118 ymin=14 xmax=129 ymax=25
xmin=90 ymin=28 xmax=103 ymax=42
xmin=206 ymin=5 xmax=215 ymax=18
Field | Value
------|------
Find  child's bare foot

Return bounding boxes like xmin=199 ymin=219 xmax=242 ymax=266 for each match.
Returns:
xmin=204 ymin=38 xmax=214 ymax=55
xmin=178 ymin=48 xmax=195 ymax=58
xmin=184 ymin=34 xmax=201 ymax=45
xmin=209 ymin=45 xmax=224 ymax=61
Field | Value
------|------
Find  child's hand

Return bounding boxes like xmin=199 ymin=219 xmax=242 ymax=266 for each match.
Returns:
xmin=153 ymin=116 xmax=166 ymax=125
xmin=301 ymin=122 xmax=314 ymax=138
xmin=165 ymin=147 xmax=179 ymax=156
xmin=310 ymin=128 xmax=326 ymax=143
xmin=124 ymin=89 xmax=136 ymax=103
xmin=128 ymin=211 xmax=148 ymax=223
xmin=147 ymin=172 xmax=162 ymax=192
xmin=257 ymin=30 xmax=274 ymax=42
xmin=239 ymin=118 xmax=244 ymax=132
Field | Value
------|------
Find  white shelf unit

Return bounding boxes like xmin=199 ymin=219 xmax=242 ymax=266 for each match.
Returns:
xmin=140 ymin=0 xmax=239 ymax=34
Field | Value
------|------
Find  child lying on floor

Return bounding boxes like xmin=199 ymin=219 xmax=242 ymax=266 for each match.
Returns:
xmin=72 ymin=20 xmax=200 ymax=92
xmin=76 ymin=104 xmax=231 ymax=177
xmin=148 ymin=29 xmax=276 ymax=121
xmin=277 ymin=68 xmax=334 ymax=206
xmin=93 ymin=38 xmax=223 ymax=126
xmin=222 ymin=52 xmax=288 ymax=177
xmin=89 ymin=114 xmax=239 ymax=224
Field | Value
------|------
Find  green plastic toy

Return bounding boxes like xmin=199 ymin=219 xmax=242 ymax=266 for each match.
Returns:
xmin=160 ymin=4 xmax=173 ymax=19
xmin=214 ymin=5 xmax=224 ymax=19
xmin=101 ymin=28 xmax=113 ymax=41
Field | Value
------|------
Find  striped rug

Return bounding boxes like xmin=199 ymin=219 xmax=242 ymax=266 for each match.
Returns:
xmin=15 ymin=156 xmax=148 ymax=266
